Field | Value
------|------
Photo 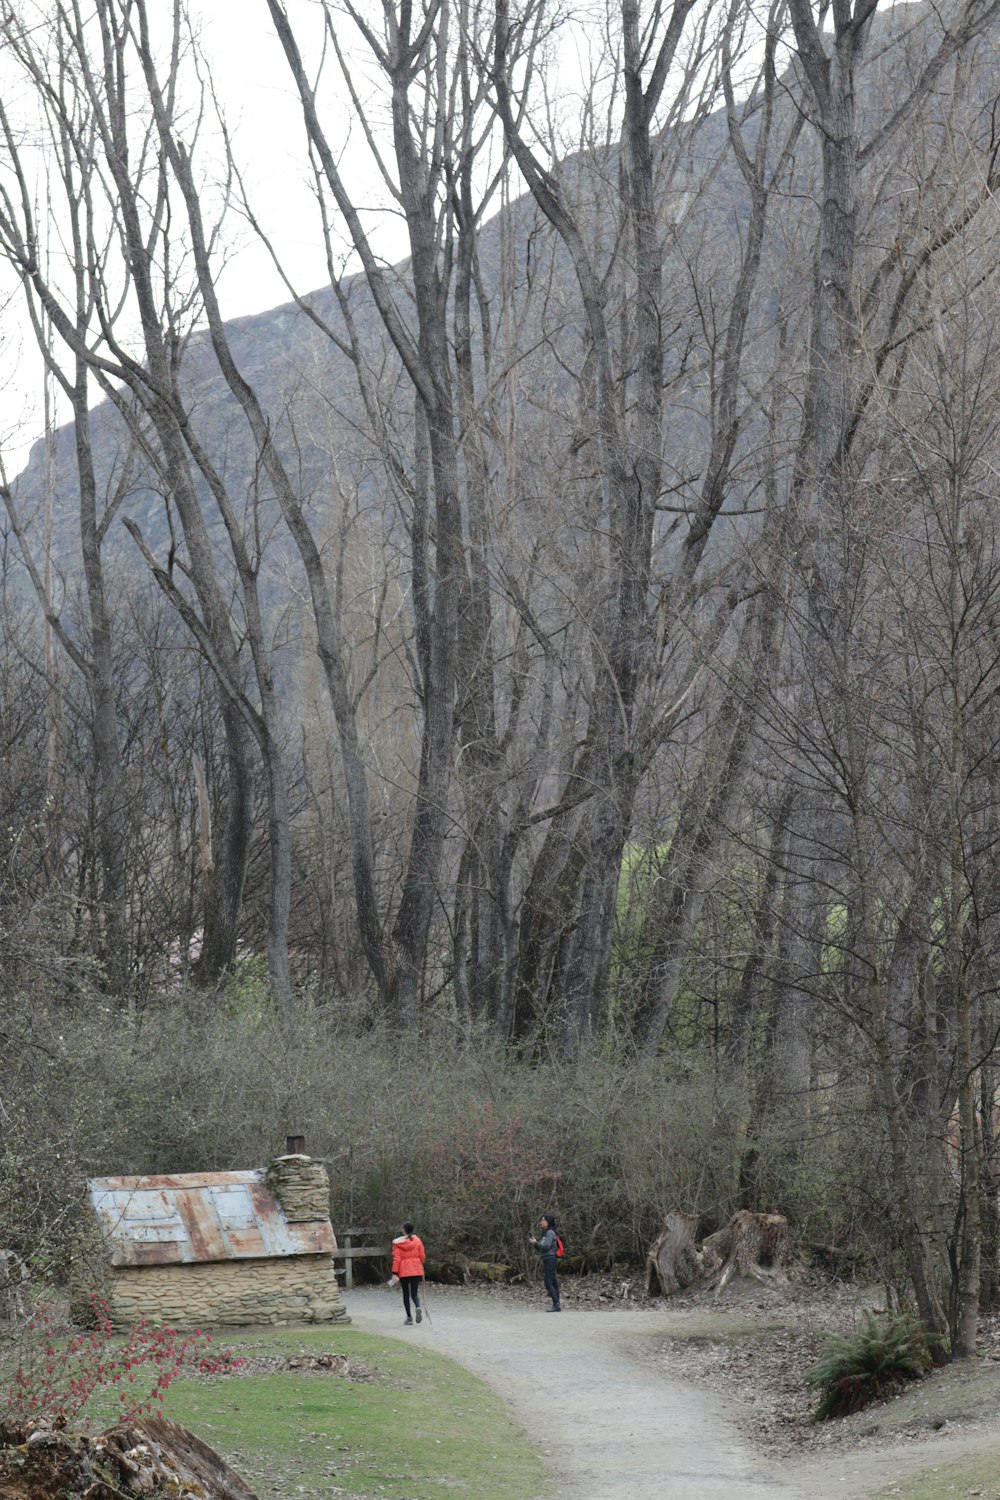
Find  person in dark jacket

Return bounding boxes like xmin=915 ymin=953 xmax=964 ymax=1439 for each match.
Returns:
xmin=529 ymin=1214 xmax=561 ymax=1311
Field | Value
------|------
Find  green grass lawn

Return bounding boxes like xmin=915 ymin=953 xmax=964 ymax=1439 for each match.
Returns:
xmin=154 ymin=1325 xmax=550 ymax=1500
xmin=872 ymin=1449 xmax=1000 ymax=1499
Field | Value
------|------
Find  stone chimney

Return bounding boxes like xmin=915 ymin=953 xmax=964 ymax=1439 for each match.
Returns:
xmin=267 ymin=1141 xmax=330 ymax=1223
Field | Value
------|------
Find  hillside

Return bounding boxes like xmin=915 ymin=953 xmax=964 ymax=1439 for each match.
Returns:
xmin=10 ymin=0 xmax=992 ymax=604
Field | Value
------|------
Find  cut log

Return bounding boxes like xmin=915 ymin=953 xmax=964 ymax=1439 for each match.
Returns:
xmin=424 ymin=1255 xmax=516 ymax=1285
xmin=559 ymin=1250 xmax=612 ymax=1275
xmin=462 ymin=1259 xmax=515 ymax=1282
xmin=423 ymin=1258 xmax=467 ymax=1285
xmin=645 ymin=1212 xmax=702 ymax=1296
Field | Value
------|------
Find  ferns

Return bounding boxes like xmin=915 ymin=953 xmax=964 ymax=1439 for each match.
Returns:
xmin=806 ymin=1312 xmax=935 ymax=1420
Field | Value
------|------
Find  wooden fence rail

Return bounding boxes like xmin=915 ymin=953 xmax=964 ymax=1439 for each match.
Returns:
xmin=332 ymin=1226 xmax=388 ymax=1289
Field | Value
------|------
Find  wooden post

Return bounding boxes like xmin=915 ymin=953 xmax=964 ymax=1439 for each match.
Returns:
xmin=332 ymin=1227 xmax=387 ymax=1287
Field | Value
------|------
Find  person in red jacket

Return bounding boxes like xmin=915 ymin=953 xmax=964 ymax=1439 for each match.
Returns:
xmin=390 ymin=1221 xmax=426 ymax=1325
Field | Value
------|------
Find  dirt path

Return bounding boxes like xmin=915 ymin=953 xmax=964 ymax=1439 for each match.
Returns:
xmin=346 ymin=1286 xmax=801 ymax=1498
xmin=345 ymin=1286 xmax=1000 ymax=1500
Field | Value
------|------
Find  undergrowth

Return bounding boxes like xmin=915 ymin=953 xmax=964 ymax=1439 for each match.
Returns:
xmin=806 ymin=1311 xmax=935 ymax=1420
xmin=1 ymin=1000 xmax=891 ymax=1280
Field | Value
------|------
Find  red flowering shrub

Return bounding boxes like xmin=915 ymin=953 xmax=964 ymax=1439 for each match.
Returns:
xmin=424 ymin=1102 xmax=559 ymax=1255
xmin=2 ymin=1293 xmax=241 ymax=1431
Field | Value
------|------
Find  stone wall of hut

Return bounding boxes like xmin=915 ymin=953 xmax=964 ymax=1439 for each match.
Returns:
xmin=97 ymin=1254 xmax=347 ymax=1329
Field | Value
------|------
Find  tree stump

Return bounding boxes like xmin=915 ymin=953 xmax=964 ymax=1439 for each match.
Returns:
xmin=646 ymin=1210 xmax=793 ymax=1295
xmin=645 ymin=1211 xmax=702 ymax=1295
xmin=0 ymin=1415 xmax=259 ymax=1498
xmin=699 ymin=1210 xmax=792 ymax=1289
xmin=133 ymin=1415 xmax=261 ymax=1497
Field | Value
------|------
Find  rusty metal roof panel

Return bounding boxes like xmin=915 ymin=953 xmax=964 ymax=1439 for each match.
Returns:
xmin=281 ymin=1221 xmax=337 ymax=1253
xmin=224 ymin=1226 xmax=269 ymax=1258
xmin=87 ymin=1170 xmax=335 ymax=1267
xmin=94 ymin=1173 xmax=259 ymax=1191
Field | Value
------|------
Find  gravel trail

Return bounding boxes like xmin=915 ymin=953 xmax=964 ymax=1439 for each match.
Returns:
xmin=345 ymin=1286 xmax=806 ymax=1499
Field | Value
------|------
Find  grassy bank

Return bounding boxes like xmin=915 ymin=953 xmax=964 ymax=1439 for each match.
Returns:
xmin=158 ymin=1324 xmax=550 ymax=1500
xmin=872 ymin=1446 xmax=1000 ymax=1499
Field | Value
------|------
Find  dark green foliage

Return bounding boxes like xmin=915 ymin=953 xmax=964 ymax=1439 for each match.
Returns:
xmin=806 ymin=1312 xmax=935 ymax=1420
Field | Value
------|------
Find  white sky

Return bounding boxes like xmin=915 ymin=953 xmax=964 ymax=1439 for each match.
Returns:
xmin=0 ymin=0 xmax=769 ymax=476
xmin=0 ymin=0 xmax=415 ymax=476
xmin=199 ymin=0 xmax=413 ymax=309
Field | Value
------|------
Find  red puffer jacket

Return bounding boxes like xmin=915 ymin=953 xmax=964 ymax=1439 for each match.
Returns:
xmin=391 ymin=1233 xmax=426 ymax=1278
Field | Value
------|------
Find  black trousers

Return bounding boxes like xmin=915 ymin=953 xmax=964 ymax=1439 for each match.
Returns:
xmin=541 ymin=1256 xmax=560 ymax=1308
xmin=400 ymin=1275 xmax=422 ymax=1317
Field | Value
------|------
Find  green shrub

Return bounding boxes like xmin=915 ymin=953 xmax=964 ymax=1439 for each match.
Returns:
xmin=806 ymin=1312 xmax=934 ymax=1420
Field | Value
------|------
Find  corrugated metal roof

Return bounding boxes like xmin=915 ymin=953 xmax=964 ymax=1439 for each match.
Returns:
xmin=86 ymin=1170 xmax=336 ymax=1268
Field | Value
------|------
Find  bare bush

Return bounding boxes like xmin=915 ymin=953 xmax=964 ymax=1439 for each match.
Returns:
xmin=1 ymin=999 xmax=898 ymax=1280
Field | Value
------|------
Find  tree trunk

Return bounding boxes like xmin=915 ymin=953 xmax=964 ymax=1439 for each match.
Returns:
xmin=72 ymin=368 xmax=129 ymax=992
xmin=765 ymin=851 xmax=824 ymax=1106
xmin=977 ymin=1049 xmax=1000 ymax=1313
xmin=726 ymin=795 xmax=792 ymax=1073
xmin=191 ymin=698 xmax=254 ymax=987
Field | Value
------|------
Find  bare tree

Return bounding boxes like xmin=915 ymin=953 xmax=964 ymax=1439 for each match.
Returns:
xmin=0 ymin=0 xmax=306 ymax=1015
xmin=0 ymin=78 xmax=131 ymax=988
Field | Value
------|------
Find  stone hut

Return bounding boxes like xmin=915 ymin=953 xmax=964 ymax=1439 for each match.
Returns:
xmin=78 ymin=1151 xmax=349 ymax=1329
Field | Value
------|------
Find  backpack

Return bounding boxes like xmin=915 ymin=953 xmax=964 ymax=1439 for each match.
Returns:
xmin=555 ymin=1234 xmax=565 ymax=1259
